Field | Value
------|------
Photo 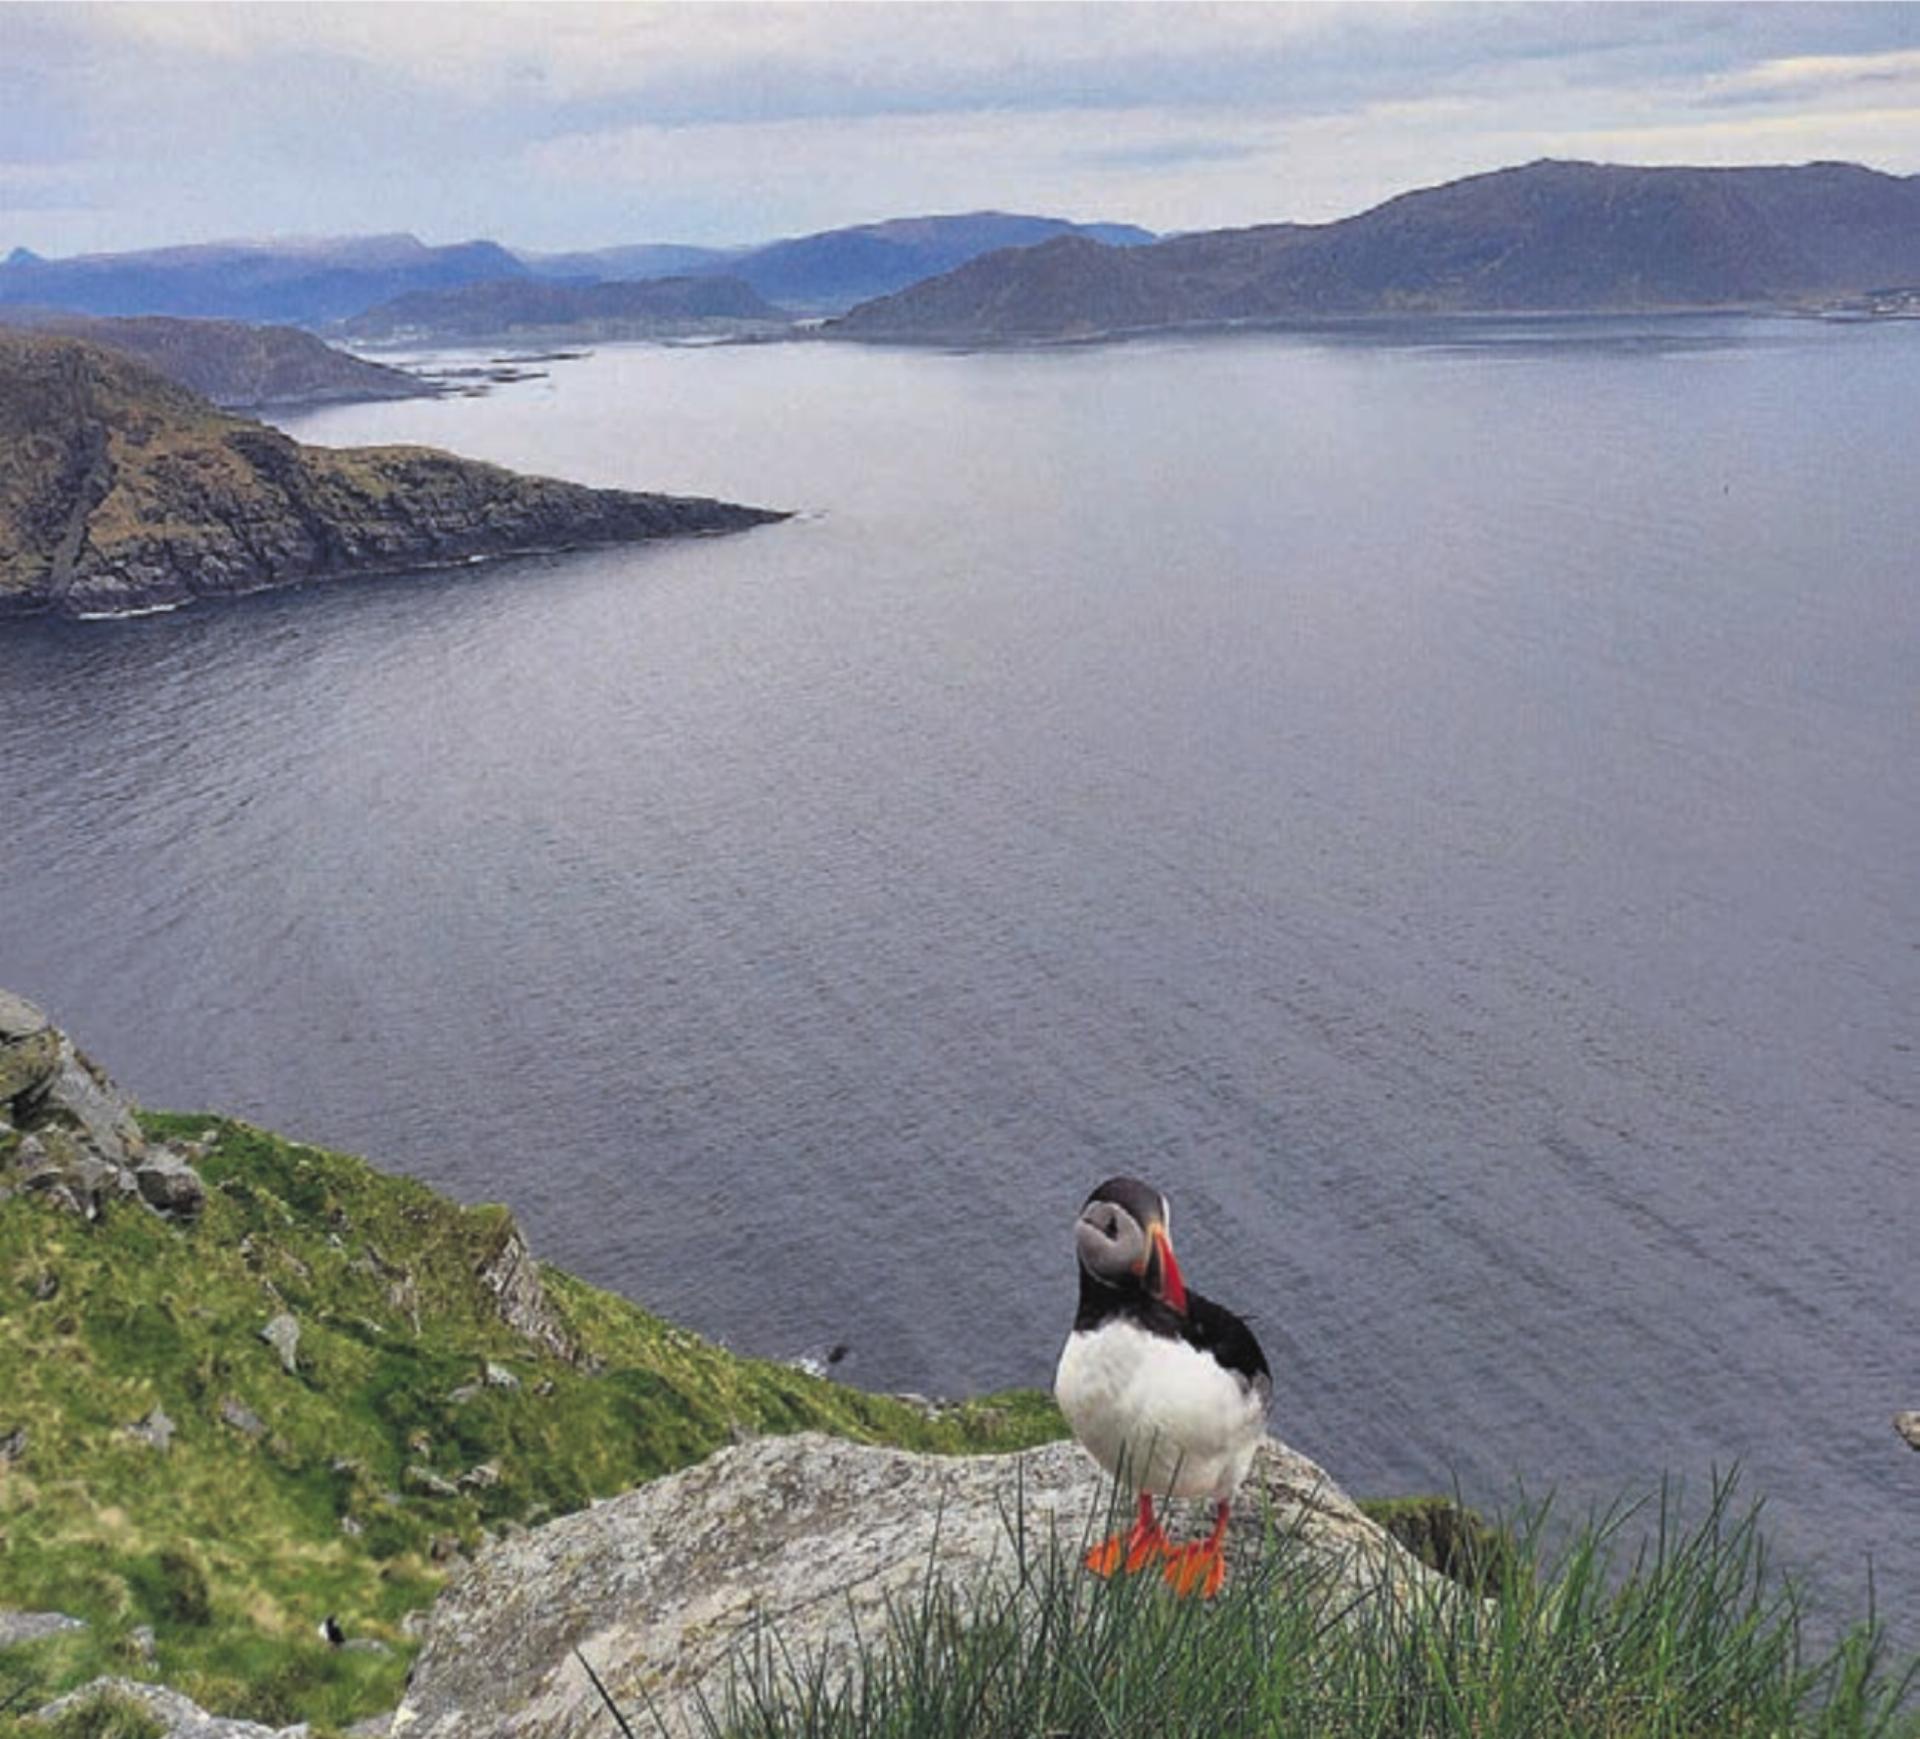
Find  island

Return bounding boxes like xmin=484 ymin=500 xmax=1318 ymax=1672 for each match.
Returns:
xmin=823 ymin=159 xmax=1920 ymax=345
xmin=0 ymin=332 xmax=786 ymax=621
xmin=0 ymin=310 xmax=433 ymax=409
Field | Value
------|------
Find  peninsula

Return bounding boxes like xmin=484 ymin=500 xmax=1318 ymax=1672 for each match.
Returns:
xmin=0 ymin=333 xmax=785 ymax=621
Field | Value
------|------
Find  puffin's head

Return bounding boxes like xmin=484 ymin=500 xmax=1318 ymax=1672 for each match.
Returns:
xmin=1075 ymin=1176 xmax=1187 ymax=1314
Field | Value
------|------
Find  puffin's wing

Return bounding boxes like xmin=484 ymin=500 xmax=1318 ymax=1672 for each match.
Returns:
xmin=1183 ymin=1291 xmax=1274 ymax=1412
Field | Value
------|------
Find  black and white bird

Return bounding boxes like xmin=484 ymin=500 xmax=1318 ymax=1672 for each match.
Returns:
xmin=1053 ymin=1176 xmax=1271 ymax=1597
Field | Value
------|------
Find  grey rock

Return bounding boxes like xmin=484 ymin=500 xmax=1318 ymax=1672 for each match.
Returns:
xmin=344 ymin=1637 xmax=394 ymax=1656
xmin=445 ymin=1383 xmax=482 ymax=1406
xmin=458 ymin=1461 xmax=502 ymax=1490
xmin=126 ymin=1405 xmax=176 ymax=1452
xmin=0 ymin=1424 xmax=26 ymax=1463
xmin=0 ymin=1608 xmax=86 ymax=1648
xmin=392 ymin=1433 xmax=1445 ymax=1739
xmin=127 ymin=1623 xmax=160 ymax=1665
xmin=406 ymin=1465 xmax=460 ymax=1499
xmin=0 ymin=1025 xmax=59 ymax=1104
xmin=345 ymin=1716 xmax=396 ymax=1738
xmin=474 ymin=1220 xmax=577 ymax=1363
xmin=1897 ymin=1412 xmax=1920 ymax=1451
xmin=260 ymin=1312 xmax=301 ymax=1375
xmin=483 ymin=1360 xmax=520 ymax=1390
xmin=0 ymin=988 xmax=51 ymax=1042
xmin=36 ymin=1676 xmax=309 ymax=1738
xmin=219 ymin=1396 xmax=267 ymax=1439
xmin=136 ymin=1148 xmax=208 ymax=1221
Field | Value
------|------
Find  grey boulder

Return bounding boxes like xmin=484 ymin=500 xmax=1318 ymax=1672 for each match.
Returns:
xmin=392 ymin=1432 xmax=1446 ymax=1739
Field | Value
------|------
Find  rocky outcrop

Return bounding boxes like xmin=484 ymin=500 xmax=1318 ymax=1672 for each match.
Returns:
xmin=33 ymin=1677 xmax=307 ymax=1739
xmin=0 ymin=989 xmax=204 ymax=1220
xmin=392 ymin=1432 xmax=1449 ymax=1739
xmin=0 ymin=334 xmax=787 ymax=620
xmin=0 ymin=1609 xmax=87 ymax=1648
xmin=474 ymin=1220 xmax=578 ymax=1363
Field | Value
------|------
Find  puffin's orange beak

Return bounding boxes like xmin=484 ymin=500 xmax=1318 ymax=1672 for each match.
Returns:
xmin=1148 ymin=1222 xmax=1188 ymax=1315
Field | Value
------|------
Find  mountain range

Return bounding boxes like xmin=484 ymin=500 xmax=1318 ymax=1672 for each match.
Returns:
xmin=0 ymin=233 xmax=526 ymax=325
xmin=827 ymin=160 xmax=1920 ymax=343
xmin=516 ymin=212 xmax=1156 ymax=313
xmin=0 ymin=213 xmax=1155 ymax=330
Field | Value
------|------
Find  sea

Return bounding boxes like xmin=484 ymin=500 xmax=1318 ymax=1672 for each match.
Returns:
xmin=2 ymin=315 xmax=1914 ymax=1632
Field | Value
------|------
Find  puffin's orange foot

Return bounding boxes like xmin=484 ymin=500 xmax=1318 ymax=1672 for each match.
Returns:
xmin=1085 ymin=1520 xmax=1173 ymax=1578
xmin=1124 ymin=1522 xmax=1172 ymax=1573
xmin=1162 ymin=1540 xmax=1228 ymax=1599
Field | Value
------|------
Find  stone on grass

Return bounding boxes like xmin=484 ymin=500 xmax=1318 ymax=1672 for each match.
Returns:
xmin=392 ymin=1432 xmax=1448 ymax=1739
xmin=260 ymin=1312 xmax=301 ymax=1375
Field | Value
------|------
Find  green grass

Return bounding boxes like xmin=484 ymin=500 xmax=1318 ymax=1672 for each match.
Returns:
xmin=0 ymin=1113 xmax=1063 ymax=1729
xmin=596 ymin=1476 xmax=1918 ymax=1739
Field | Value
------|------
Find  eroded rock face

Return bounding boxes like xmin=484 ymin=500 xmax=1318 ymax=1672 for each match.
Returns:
xmin=0 ymin=989 xmax=203 ymax=1221
xmin=474 ymin=1221 xmax=578 ymax=1363
xmin=392 ymin=1432 xmax=1445 ymax=1739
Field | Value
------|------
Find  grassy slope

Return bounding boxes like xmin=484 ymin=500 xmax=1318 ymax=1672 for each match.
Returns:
xmin=0 ymin=1114 xmax=1062 ymax=1730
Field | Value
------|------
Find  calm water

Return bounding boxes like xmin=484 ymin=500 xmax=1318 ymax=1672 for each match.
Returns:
xmin=2 ymin=319 xmax=1915 ymax=1625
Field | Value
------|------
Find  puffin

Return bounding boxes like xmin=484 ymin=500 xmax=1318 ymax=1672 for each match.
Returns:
xmin=1053 ymin=1176 xmax=1271 ymax=1598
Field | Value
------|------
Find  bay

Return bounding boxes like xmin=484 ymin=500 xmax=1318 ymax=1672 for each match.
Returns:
xmin=2 ymin=317 xmax=1914 ymax=1626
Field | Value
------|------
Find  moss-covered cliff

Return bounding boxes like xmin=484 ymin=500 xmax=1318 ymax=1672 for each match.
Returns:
xmin=0 ymin=334 xmax=785 ymax=621
xmin=0 ymin=998 xmax=1059 ymax=1728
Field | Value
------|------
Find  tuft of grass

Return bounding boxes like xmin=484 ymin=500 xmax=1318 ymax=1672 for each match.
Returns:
xmin=587 ymin=1473 xmax=1918 ymax=1739
xmin=0 ymin=1112 xmax=1065 ymax=1730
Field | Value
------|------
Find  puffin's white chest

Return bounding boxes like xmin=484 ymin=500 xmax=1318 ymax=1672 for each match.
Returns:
xmin=1054 ymin=1320 xmax=1267 ymax=1503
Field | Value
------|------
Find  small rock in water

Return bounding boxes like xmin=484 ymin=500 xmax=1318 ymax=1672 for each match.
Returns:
xmin=1896 ymin=1412 xmax=1920 ymax=1451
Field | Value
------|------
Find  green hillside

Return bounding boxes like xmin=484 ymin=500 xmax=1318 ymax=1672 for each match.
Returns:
xmin=0 ymin=1112 xmax=1061 ymax=1730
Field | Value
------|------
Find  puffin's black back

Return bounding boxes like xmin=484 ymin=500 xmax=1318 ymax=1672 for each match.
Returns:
xmin=1075 ymin=1270 xmax=1273 ymax=1401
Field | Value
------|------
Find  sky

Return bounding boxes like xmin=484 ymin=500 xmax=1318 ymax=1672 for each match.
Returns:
xmin=6 ymin=2 xmax=1920 ymax=258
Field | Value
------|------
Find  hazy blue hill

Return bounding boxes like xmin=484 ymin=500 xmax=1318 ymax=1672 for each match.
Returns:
xmin=0 ymin=233 xmax=529 ymax=325
xmin=719 ymin=211 xmax=1156 ymax=312
xmin=514 ymin=213 xmax=1158 ymax=314
xmin=515 ymin=241 xmax=739 ymax=281
xmin=336 ymin=273 xmax=787 ymax=344
xmin=827 ymin=160 xmax=1920 ymax=342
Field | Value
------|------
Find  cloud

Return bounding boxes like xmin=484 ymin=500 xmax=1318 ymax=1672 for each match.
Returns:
xmin=11 ymin=3 xmax=1920 ymax=255
xmin=1700 ymin=47 xmax=1920 ymax=107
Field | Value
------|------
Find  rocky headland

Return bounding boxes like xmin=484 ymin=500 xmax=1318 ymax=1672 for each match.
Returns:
xmin=0 ymin=333 xmax=785 ymax=621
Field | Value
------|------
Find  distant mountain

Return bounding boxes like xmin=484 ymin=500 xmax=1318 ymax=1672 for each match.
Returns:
xmin=0 ymin=333 xmax=784 ymax=620
xmin=516 ymin=242 xmax=738 ymax=282
xmin=0 ymin=233 xmax=528 ymax=325
xmin=716 ymin=212 xmax=1156 ymax=313
xmin=0 ymin=310 xmax=429 ymax=407
xmin=337 ymin=274 xmax=787 ymax=345
xmin=520 ymin=213 xmax=1156 ymax=313
xmin=827 ymin=161 xmax=1920 ymax=343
